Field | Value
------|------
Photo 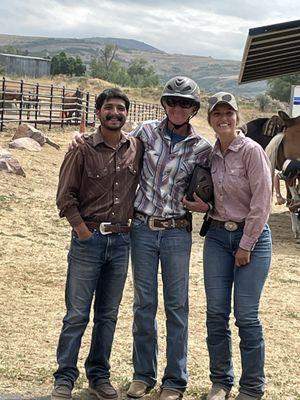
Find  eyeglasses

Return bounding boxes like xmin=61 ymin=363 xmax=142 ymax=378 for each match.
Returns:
xmin=164 ymin=97 xmax=196 ymax=109
xmin=208 ymin=93 xmax=233 ymax=107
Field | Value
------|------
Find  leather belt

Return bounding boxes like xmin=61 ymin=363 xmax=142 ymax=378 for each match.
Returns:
xmin=85 ymin=221 xmax=130 ymax=235
xmin=210 ymin=219 xmax=245 ymax=232
xmin=134 ymin=211 xmax=189 ymax=231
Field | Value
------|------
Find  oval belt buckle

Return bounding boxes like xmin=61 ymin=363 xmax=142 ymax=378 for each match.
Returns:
xmin=224 ymin=221 xmax=238 ymax=231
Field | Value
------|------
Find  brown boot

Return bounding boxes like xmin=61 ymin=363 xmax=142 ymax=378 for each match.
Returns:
xmin=51 ymin=385 xmax=72 ymax=400
xmin=159 ymin=389 xmax=183 ymax=400
xmin=236 ymin=393 xmax=261 ymax=400
xmin=89 ymin=382 xmax=118 ymax=399
xmin=127 ymin=381 xmax=152 ymax=398
xmin=206 ymin=384 xmax=230 ymax=400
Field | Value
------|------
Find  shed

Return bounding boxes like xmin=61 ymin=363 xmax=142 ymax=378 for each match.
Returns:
xmin=0 ymin=53 xmax=51 ymax=77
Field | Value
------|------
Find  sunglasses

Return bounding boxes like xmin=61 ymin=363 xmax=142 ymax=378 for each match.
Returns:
xmin=208 ymin=93 xmax=233 ymax=107
xmin=164 ymin=97 xmax=196 ymax=109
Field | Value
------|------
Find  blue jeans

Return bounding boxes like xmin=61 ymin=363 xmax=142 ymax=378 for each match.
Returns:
xmin=130 ymin=218 xmax=192 ymax=392
xmin=54 ymin=230 xmax=130 ymax=389
xmin=203 ymin=224 xmax=272 ymax=398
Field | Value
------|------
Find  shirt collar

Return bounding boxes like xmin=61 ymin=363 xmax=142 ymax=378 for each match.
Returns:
xmin=92 ymin=126 xmax=129 ymax=147
xmin=157 ymin=118 xmax=201 ymax=141
xmin=213 ymin=130 xmax=245 ymax=156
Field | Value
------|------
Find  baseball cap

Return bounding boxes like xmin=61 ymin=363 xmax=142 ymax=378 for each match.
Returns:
xmin=208 ymin=92 xmax=238 ymax=113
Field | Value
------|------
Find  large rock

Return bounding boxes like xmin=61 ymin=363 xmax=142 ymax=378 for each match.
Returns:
xmin=9 ymin=137 xmax=42 ymax=151
xmin=0 ymin=148 xmax=26 ymax=177
xmin=13 ymin=124 xmax=60 ymax=150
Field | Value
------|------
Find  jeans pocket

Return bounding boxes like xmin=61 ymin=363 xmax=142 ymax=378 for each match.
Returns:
xmin=73 ymin=231 xmax=95 ymax=244
xmin=130 ymin=218 xmax=144 ymax=229
xmin=120 ymin=232 xmax=130 ymax=245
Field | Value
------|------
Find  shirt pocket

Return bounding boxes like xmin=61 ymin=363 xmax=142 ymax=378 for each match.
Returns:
xmin=86 ymin=166 xmax=109 ymax=179
xmin=227 ymin=166 xmax=246 ymax=178
xmin=85 ymin=164 xmax=112 ymax=192
xmin=226 ymin=166 xmax=248 ymax=189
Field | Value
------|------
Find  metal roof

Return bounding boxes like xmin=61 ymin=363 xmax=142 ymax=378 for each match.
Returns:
xmin=0 ymin=53 xmax=50 ymax=62
xmin=238 ymin=20 xmax=300 ymax=84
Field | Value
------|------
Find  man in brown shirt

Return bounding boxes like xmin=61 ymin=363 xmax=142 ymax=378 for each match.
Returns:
xmin=52 ymin=88 xmax=143 ymax=400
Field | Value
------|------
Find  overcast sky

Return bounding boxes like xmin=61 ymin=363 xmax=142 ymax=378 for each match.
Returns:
xmin=1 ymin=0 xmax=299 ymax=60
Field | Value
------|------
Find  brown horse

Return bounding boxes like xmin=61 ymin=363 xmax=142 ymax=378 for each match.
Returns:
xmin=241 ymin=113 xmax=290 ymax=203
xmin=0 ymin=86 xmax=22 ymax=109
xmin=265 ymin=111 xmax=300 ymax=242
xmin=61 ymin=89 xmax=83 ymax=122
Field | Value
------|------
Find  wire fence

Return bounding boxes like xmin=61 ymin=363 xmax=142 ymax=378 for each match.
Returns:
xmin=0 ymin=77 xmax=165 ymax=131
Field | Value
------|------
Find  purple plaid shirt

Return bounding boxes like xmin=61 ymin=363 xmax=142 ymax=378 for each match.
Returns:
xmin=131 ymin=118 xmax=212 ymax=217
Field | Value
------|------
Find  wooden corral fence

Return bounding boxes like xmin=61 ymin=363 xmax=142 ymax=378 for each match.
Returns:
xmin=0 ymin=77 xmax=165 ymax=131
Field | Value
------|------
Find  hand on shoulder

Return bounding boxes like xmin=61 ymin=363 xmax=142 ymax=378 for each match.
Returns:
xmin=68 ymin=132 xmax=86 ymax=151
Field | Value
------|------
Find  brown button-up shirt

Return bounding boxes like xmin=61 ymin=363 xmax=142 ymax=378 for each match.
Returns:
xmin=56 ymin=128 xmax=144 ymax=228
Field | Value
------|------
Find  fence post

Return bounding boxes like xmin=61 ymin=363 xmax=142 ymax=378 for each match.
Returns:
xmin=86 ymin=92 xmax=89 ymax=127
xmin=61 ymin=86 xmax=65 ymax=128
xmin=93 ymin=94 xmax=97 ymax=126
xmin=19 ymin=80 xmax=24 ymax=126
xmin=49 ymin=84 xmax=53 ymax=130
xmin=34 ymin=83 xmax=39 ymax=128
xmin=0 ymin=77 xmax=5 ymax=131
xmin=75 ymin=87 xmax=79 ymax=126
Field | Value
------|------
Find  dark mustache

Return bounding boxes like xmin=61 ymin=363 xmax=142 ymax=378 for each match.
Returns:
xmin=106 ymin=114 xmax=124 ymax=121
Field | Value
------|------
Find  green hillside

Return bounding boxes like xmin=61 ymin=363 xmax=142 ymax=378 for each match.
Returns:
xmin=0 ymin=33 xmax=267 ymax=96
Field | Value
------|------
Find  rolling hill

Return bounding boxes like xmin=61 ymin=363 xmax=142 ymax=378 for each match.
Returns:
xmin=0 ymin=33 xmax=267 ymax=96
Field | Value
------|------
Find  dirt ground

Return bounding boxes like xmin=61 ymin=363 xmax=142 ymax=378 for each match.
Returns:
xmin=0 ymin=118 xmax=299 ymax=400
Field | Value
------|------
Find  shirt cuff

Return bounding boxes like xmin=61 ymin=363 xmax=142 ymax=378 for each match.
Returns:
xmin=64 ymin=207 xmax=84 ymax=228
xmin=239 ymin=233 xmax=257 ymax=251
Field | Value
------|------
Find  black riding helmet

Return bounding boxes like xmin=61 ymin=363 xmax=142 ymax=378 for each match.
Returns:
xmin=186 ymin=165 xmax=214 ymax=203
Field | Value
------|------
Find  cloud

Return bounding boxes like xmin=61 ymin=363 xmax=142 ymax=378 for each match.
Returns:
xmin=0 ymin=0 xmax=299 ymax=60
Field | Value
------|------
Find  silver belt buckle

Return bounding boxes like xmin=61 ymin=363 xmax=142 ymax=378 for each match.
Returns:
xmin=100 ymin=222 xmax=111 ymax=235
xmin=224 ymin=221 xmax=238 ymax=232
xmin=148 ymin=217 xmax=168 ymax=231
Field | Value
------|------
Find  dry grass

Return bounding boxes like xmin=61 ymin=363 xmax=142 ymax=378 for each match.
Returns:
xmin=0 ymin=117 xmax=299 ymax=400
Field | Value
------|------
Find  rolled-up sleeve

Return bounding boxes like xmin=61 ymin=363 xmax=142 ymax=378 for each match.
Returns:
xmin=56 ymin=147 xmax=84 ymax=228
xmin=239 ymin=146 xmax=272 ymax=251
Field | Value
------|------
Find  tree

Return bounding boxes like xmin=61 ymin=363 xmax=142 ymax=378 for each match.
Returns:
xmin=127 ymin=59 xmax=160 ymax=87
xmin=267 ymin=74 xmax=300 ymax=102
xmin=256 ymin=93 xmax=272 ymax=112
xmin=89 ymin=46 xmax=160 ymax=88
xmin=0 ymin=45 xmax=30 ymax=56
xmin=51 ymin=52 xmax=86 ymax=76
xmin=74 ymin=56 xmax=86 ymax=76
xmin=100 ymin=44 xmax=118 ymax=76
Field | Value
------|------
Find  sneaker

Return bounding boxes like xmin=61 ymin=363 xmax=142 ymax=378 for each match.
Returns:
xmin=51 ymin=385 xmax=72 ymax=400
xmin=207 ymin=384 xmax=230 ymax=400
xmin=89 ymin=382 xmax=118 ymax=399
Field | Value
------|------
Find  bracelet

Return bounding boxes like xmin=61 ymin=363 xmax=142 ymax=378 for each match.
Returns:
xmin=207 ymin=202 xmax=213 ymax=211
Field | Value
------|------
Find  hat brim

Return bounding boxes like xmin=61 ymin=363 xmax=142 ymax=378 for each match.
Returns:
xmin=209 ymin=100 xmax=238 ymax=113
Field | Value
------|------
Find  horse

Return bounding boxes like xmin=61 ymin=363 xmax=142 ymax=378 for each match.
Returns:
xmin=240 ymin=114 xmax=286 ymax=149
xmin=244 ymin=111 xmax=300 ymax=243
xmin=267 ymin=111 xmax=300 ymax=242
xmin=241 ymin=113 xmax=291 ymax=204
xmin=61 ymin=89 xmax=83 ymax=123
xmin=0 ymin=88 xmax=22 ymax=110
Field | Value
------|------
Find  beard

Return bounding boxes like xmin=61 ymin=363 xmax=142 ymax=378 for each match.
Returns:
xmin=100 ymin=114 xmax=126 ymax=131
